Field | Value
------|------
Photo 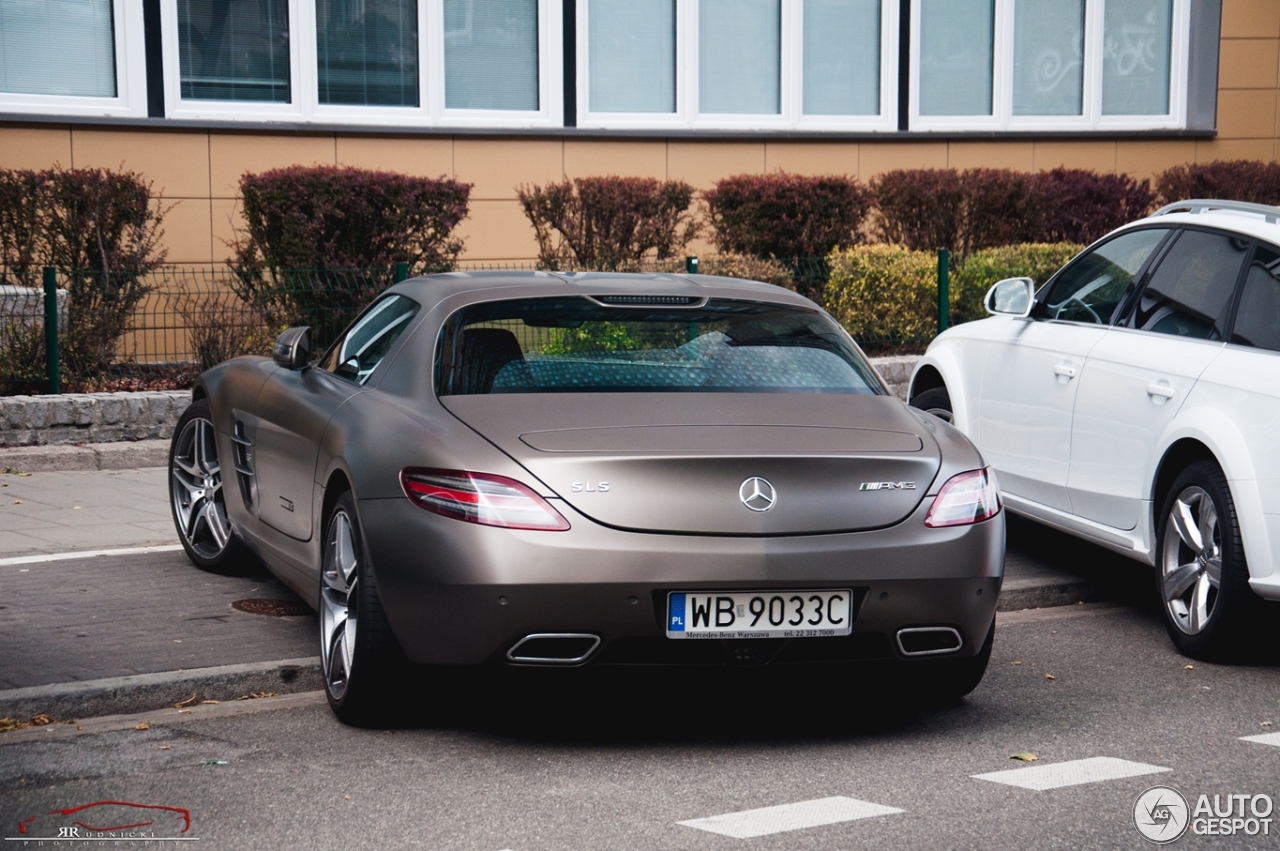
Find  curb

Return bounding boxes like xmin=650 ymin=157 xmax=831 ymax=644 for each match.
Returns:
xmin=996 ymin=577 xmax=1103 ymax=612
xmin=0 ymin=657 xmax=322 ymax=722
xmin=0 ymin=439 xmax=169 ymax=472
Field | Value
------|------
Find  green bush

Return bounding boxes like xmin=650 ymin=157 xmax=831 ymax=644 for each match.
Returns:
xmin=824 ymin=242 xmax=1083 ymax=343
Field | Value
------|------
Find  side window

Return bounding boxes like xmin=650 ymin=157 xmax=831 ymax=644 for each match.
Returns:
xmin=321 ymin=295 xmax=420 ymax=384
xmin=1035 ymin=228 xmax=1169 ymax=324
xmin=1131 ymin=230 xmax=1250 ymax=341
xmin=1231 ymin=244 xmax=1280 ymax=353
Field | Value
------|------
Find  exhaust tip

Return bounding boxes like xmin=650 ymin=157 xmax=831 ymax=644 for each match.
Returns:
xmin=506 ymin=633 xmax=601 ymax=665
xmin=896 ymin=627 xmax=963 ymax=656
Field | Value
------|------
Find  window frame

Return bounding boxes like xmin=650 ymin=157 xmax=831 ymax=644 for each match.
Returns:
xmin=161 ymin=0 xmax=562 ymax=127
xmin=909 ymin=0 xmax=1191 ymax=133
xmin=1224 ymin=239 xmax=1280 ymax=355
xmin=0 ymin=0 xmax=148 ymax=117
xmin=575 ymin=0 xmax=898 ymax=132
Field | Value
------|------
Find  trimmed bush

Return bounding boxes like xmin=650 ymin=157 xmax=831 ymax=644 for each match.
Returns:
xmin=1035 ymin=169 xmax=1154 ymax=244
xmin=951 ymin=242 xmax=1083 ymax=323
xmin=1155 ymin=160 xmax=1280 ymax=206
xmin=704 ymin=172 xmax=873 ymax=258
xmin=870 ymin=169 xmax=965 ymax=253
xmin=230 ymin=165 xmax=471 ymax=343
xmin=517 ymin=176 xmax=699 ymax=270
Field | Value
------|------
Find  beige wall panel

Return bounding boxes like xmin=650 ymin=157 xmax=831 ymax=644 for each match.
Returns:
xmin=1216 ymin=88 xmax=1278 ymax=139
xmin=335 ymin=137 xmax=453 ymax=178
xmin=667 ymin=142 xmax=765 ymax=188
xmin=1217 ymin=38 xmax=1280 ymax=90
xmin=1115 ymin=140 xmax=1197 ymax=181
xmin=210 ymin=199 xmax=247 ymax=265
xmin=563 ymin=141 xmax=667 ymax=178
xmin=1032 ymin=141 xmax=1117 ymax=173
xmin=947 ymin=142 xmax=1034 ymax=170
xmin=857 ymin=142 xmax=948 ymax=179
xmin=72 ymin=130 xmax=211 ymax=199
xmin=157 ymin=199 xmax=214 ymax=265
xmin=1196 ymin=138 xmax=1276 ymax=162
xmin=763 ymin=143 xmax=858 ymax=175
xmin=209 ymin=134 xmax=336 ymax=198
xmin=456 ymin=199 xmax=539 ymax=261
xmin=0 ymin=127 xmax=72 ymax=169
xmin=1221 ymin=0 xmax=1280 ymax=40
xmin=454 ymin=139 xmax=563 ymax=200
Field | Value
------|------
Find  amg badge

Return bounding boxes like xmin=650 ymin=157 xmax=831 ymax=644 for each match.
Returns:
xmin=860 ymin=481 xmax=916 ymax=491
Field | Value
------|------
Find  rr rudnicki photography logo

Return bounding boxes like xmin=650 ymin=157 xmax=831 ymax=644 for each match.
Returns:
xmin=8 ymin=800 xmax=197 ymax=844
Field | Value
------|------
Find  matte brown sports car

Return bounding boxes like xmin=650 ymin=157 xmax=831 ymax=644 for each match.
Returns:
xmin=169 ymin=272 xmax=1004 ymax=725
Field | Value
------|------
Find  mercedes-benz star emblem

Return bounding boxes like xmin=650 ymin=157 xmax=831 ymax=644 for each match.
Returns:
xmin=739 ymin=477 xmax=777 ymax=512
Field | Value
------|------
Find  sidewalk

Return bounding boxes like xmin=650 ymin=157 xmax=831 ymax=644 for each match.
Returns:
xmin=0 ymin=465 xmax=1145 ymax=721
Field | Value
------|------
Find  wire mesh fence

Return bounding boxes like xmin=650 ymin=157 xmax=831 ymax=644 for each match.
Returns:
xmin=0 ymin=257 xmax=942 ymax=396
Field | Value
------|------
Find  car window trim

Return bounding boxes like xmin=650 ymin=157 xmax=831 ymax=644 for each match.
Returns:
xmin=321 ymin=292 xmax=423 ymax=385
xmin=1222 ymin=239 xmax=1280 ymax=351
xmin=1031 ymin=225 xmax=1177 ymax=327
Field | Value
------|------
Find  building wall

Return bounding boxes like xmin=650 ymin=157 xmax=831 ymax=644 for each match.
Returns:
xmin=1 ymin=0 xmax=1277 ymax=266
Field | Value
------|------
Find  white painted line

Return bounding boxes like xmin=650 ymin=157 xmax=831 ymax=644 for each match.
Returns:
xmin=1240 ymin=732 xmax=1280 ymax=748
xmin=678 ymin=796 xmax=903 ymax=839
xmin=0 ymin=543 xmax=183 ymax=567
xmin=972 ymin=757 xmax=1170 ymax=791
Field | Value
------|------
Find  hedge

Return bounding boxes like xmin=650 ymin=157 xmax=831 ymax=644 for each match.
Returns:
xmin=1155 ymin=160 xmax=1280 ymax=207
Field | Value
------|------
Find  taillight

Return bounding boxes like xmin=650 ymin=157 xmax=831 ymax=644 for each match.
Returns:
xmin=924 ymin=467 xmax=1001 ymax=528
xmin=400 ymin=468 xmax=570 ymax=531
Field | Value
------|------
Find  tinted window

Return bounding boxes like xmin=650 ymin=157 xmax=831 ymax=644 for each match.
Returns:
xmin=1036 ymin=228 xmax=1169 ymax=324
xmin=1131 ymin=230 xmax=1249 ymax=340
xmin=1231 ymin=244 xmax=1280 ymax=353
xmin=321 ymin=295 xmax=419 ymax=384
xmin=437 ymin=297 xmax=882 ymax=396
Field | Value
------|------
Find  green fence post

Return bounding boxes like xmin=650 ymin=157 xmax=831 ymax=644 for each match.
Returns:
xmin=394 ymin=261 xmax=409 ymax=283
xmin=937 ymin=249 xmax=950 ymax=335
xmin=685 ymin=256 xmax=699 ymax=274
xmin=43 ymin=266 xmax=60 ymax=394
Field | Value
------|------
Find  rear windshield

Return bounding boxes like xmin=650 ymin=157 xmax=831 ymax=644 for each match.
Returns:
xmin=436 ymin=297 xmax=883 ymax=396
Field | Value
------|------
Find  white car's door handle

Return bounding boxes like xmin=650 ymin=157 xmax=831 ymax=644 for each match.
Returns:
xmin=1053 ymin=364 xmax=1077 ymax=379
xmin=1146 ymin=383 xmax=1176 ymax=399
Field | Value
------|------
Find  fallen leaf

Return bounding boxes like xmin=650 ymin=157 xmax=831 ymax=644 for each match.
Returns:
xmin=344 ymin=795 xmax=352 ymax=801
xmin=1184 ymin=665 xmax=1194 ymax=670
xmin=205 ymin=760 xmax=228 ymax=766
xmin=158 ymin=745 xmax=171 ymax=750
xmin=76 ymin=725 xmax=82 ymax=731
xmin=73 ymin=506 xmax=80 ymax=510
xmin=134 ymin=723 xmax=150 ymax=731
xmin=177 ymin=709 xmax=191 ymax=714
xmin=12 ymin=499 xmax=21 ymax=504
xmin=1044 ymin=673 xmax=1056 ymax=680
xmin=200 ymin=700 xmax=220 ymax=705
xmin=174 ymin=693 xmax=199 ymax=709
xmin=30 ymin=714 xmax=53 ymax=726
xmin=1011 ymin=660 xmax=1022 ymax=666
xmin=1010 ymin=753 xmax=1039 ymax=762
xmin=1262 ymin=721 xmax=1273 ymax=728
xmin=249 ymin=691 xmax=277 ymax=699
xmin=0 ymin=717 xmax=20 ymax=732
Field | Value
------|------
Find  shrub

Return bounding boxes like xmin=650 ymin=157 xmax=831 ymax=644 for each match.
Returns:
xmin=0 ymin=166 xmax=168 ymax=380
xmin=1155 ymin=160 xmax=1280 ymax=206
xmin=231 ymin=165 xmax=471 ymax=343
xmin=517 ymin=176 xmax=699 ymax=270
xmin=871 ymin=169 xmax=965 ymax=253
xmin=171 ymin=286 xmax=274 ymax=372
xmin=1034 ymin=169 xmax=1155 ymax=244
xmin=704 ymin=172 xmax=874 ymax=258
xmin=951 ymin=242 xmax=1083 ymax=324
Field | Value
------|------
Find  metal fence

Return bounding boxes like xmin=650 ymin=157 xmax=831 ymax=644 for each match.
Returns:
xmin=0 ymin=256 xmax=948 ymax=396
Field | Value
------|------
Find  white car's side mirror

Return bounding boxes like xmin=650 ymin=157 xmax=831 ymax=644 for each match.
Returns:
xmin=984 ymin=278 xmax=1035 ymax=318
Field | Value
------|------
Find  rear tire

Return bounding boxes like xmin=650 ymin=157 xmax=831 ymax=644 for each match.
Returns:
xmin=909 ymin=386 xmax=953 ymax=424
xmin=1155 ymin=461 xmax=1258 ymax=661
xmin=321 ymin=490 xmax=407 ymax=727
xmin=169 ymin=399 xmax=253 ymax=575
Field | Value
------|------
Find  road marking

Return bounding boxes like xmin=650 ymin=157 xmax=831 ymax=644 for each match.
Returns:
xmin=972 ymin=757 xmax=1170 ymax=791
xmin=1240 ymin=732 xmax=1280 ymax=748
xmin=0 ymin=543 xmax=182 ymax=567
xmin=678 ymin=796 xmax=903 ymax=838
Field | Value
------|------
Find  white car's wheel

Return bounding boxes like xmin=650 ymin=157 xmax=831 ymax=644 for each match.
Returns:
xmin=909 ymin=386 xmax=953 ymax=424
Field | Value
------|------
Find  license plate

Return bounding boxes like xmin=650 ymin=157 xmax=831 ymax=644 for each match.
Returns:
xmin=666 ymin=590 xmax=853 ymax=639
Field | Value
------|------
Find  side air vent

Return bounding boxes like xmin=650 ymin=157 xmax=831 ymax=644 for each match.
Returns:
xmin=230 ymin=419 xmax=257 ymax=512
xmin=589 ymin=295 xmax=706 ymax=307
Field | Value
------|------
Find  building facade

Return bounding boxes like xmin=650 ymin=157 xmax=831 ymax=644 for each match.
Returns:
xmin=0 ymin=0 xmax=1275 ymax=264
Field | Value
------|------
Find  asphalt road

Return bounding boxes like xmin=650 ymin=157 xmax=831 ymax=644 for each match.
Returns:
xmin=3 ymin=601 xmax=1279 ymax=850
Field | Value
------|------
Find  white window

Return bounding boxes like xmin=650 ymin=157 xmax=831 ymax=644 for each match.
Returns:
xmin=910 ymin=0 xmax=1189 ymax=131
xmin=160 ymin=0 xmax=561 ymax=126
xmin=575 ymin=0 xmax=897 ymax=131
xmin=0 ymin=0 xmax=147 ymax=116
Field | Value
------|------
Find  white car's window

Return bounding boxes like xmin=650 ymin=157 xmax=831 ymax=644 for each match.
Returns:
xmin=1131 ymin=230 xmax=1249 ymax=341
xmin=322 ymin=294 xmax=420 ymax=384
xmin=1231 ymin=244 xmax=1280 ymax=353
xmin=1036 ymin=228 xmax=1169 ymax=324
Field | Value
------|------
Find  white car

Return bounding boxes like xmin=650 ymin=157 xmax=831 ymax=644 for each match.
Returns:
xmin=909 ymin=199 xmax=1280 ymax=659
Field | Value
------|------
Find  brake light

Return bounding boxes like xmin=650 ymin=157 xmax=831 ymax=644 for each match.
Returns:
xmin=924 ymin=468 xmax=1001 ymax=528
xmin=400 ymin=468 xmax=570 ymax=531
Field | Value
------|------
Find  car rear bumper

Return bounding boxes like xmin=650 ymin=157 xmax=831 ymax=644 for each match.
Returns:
xmin=359 ymin=496 xmax=1004 ymax=667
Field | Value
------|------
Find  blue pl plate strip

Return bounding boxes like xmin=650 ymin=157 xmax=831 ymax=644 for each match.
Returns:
xmin=668 ymin=593 xmax=686 ymax=633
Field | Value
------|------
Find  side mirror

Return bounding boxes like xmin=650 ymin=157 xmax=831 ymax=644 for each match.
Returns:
xmin=984 ymin=278 xmax=1035 ymax=318
xmin=272 ymin=326 xmax=312 ymax=370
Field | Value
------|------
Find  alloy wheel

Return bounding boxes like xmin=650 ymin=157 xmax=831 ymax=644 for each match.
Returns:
xmin=320 ymin=510 xmax=360 ymax=700
xmin=1160 ymin=486 xmax=1222 ymax=635
xmin=170 ymin=417 xmax=232 ymax=559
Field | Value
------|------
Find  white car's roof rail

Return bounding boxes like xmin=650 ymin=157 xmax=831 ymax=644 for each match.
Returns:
xmin=1152 ymin=198 xmax=1280 ymax=223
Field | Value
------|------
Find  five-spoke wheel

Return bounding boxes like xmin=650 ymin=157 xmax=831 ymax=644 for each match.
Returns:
xmin=1160 ymin=485 xmax=1222 ymax=636
xmin=321 ymin=508 xmax=360 ymax=702
xmin=169 ymin=399 xmax=246 ymax=572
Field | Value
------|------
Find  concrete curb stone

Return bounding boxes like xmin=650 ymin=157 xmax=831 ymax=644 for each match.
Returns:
xmin=0 ymin=439 xmax=170 ymax=472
